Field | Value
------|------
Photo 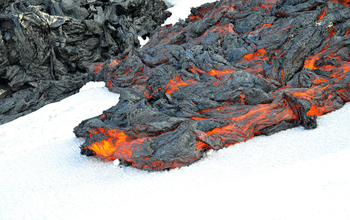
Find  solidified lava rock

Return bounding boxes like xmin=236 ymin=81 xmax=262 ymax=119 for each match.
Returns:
xmin=0 ymin=0 xmax=170 ymax=124
xmin=74 ymin=0 xmax=350 ymax=170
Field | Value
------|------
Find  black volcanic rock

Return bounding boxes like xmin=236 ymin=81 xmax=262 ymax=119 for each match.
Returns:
xmin=74 ymin=0 xmax=350 ymax=170
xmin=0 ymin=0 xmax=170 ymax=124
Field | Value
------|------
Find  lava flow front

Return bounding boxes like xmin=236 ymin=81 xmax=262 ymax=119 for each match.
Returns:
xmin=75 ymin=0 xmax=350 ymax=170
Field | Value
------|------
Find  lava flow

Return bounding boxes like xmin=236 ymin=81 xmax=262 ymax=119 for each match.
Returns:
xmin=75 ymin=0 xmax=350 ymax=170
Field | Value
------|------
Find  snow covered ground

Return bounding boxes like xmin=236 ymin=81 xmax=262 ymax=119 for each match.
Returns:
xmin=1 ymin=1 xmax=350 ymax=219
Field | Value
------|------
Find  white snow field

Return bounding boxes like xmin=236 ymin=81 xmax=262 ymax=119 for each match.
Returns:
xmin=1 ymin=1 xmax=350 ymax=219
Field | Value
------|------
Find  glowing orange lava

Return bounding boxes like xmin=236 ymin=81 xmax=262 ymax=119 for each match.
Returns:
xmin=79 ymin=0 xmax=350 ymax=170
xmin=165 ymin=75 xmax=197 ymax=95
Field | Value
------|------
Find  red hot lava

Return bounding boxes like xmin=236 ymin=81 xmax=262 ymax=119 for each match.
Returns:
xmin=75 ymin=0 xmax=350 ymax=170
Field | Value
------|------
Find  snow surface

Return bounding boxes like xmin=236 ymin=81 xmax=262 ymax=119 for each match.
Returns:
xmin=137 ymin=0 xmax=218 ymax=47
xmin=1 ymin=1 xmax=350 ymax=219
xmin=163 ymin=0 xmax=218 ymax=25
xmin=138 ymin=35 xmax=149 ymax=46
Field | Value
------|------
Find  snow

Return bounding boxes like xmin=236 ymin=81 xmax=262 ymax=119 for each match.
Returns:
xmin=163 ymin=0 xmax=218 ymax=25
xmin=138 ymin=36 xmax=149 ymax=47
xmin=1 ymin=1 xmax=350 ymax=219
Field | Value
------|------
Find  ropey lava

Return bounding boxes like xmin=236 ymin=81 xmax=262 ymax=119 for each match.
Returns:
xmin=74 ymin=0 xmax=350 ymax=170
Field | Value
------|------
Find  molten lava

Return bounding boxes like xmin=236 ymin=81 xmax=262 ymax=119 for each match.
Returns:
xmin=75 ymin=0 xmax=350 ymax=170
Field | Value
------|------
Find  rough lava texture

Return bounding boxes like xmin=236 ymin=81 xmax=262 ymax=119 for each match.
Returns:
xmin=0 ymin=0 xmax=170 ymax=124
xmin=75 ymin=0 xmax=350 ymax=170
xmin=73 ymin=0 xmax=350 ymax=171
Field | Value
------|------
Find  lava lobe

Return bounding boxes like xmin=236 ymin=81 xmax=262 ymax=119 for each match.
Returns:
xmin=75 ymin=0 xmax=350 ymax=170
